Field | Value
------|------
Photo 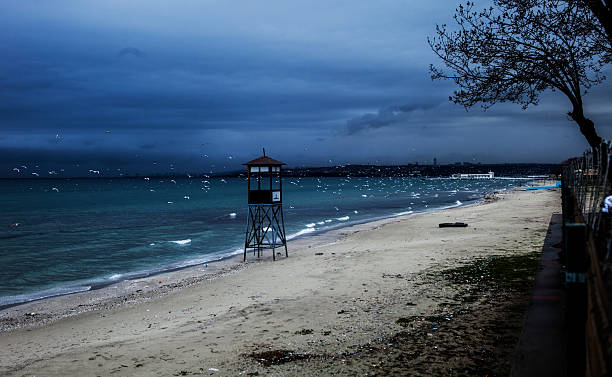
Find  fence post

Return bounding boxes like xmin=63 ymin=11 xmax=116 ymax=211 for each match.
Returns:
xmin=564 ymin=222 xmax=587 ymax=377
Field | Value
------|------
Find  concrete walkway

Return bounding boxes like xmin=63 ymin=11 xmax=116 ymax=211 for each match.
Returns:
xmin=511 ymin=213 xmax=567 ymax=377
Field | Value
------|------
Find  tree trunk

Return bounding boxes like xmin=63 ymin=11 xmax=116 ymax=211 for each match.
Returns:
xmin=568 ymin=107 xmax=603 ymax=150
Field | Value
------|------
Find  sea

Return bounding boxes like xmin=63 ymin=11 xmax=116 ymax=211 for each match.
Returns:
xmin=0 ymin=176 xmax=530 ymax=307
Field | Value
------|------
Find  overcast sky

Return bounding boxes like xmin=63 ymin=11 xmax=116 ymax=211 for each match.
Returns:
xmin=2 ymin=0 xmax=612 ymax=177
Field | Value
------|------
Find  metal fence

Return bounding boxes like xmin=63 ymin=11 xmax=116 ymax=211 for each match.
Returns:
xmin=561 ymin=142 xmax=612 ymax=377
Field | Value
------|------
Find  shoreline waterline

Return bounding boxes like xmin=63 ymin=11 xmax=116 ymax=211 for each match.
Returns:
xmin=0 ymin=192 xmax=487 ymax=311
xmin=0 ymin=185 xmax=560 ymax=376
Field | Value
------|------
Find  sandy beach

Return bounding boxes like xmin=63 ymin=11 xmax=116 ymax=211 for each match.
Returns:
xmin=0 ymin=187 xmax=560 ymax=376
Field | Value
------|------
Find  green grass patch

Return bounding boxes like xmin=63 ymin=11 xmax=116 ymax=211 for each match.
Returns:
xmin=442 ymin=252 xmax=540 ymax=290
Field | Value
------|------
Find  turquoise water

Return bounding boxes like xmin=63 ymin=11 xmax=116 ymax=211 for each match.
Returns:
xmin=0 ymin=176 xmax=528 ymax=306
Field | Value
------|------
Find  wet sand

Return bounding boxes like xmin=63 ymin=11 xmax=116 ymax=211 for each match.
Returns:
xmin=0 ymin=187 xmax=560 ymax=376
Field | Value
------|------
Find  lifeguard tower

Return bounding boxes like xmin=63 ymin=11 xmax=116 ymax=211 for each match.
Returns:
xmin=243 ymin=149 xmax=287 ymax=261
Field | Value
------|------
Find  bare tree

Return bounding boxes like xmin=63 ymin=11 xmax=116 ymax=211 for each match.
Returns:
xmin=429 ymin=0 xmax=608 ymax=149
xmin=501 ymin=0 xmax=612 ymax=57
xmin=580 ymin=0 xmax=612 ymax=45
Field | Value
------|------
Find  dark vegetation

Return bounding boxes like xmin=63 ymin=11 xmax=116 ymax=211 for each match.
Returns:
xmin=344 ymin=252 xmax=541 ymax=376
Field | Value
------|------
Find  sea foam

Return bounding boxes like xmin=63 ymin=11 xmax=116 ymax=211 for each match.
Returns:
xmin=171 ymin=239 xmax=191 ymax=245
xmin=0 ymin=285 xmax=92 ymax=308
xmin=393 ymin=210 xmax=414 ymax=216
xmin=286 ymin=227 xmax=315 ymax=240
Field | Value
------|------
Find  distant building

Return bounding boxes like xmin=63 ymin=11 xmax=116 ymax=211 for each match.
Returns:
xmin=433 ymin=158 xmax=437 ymax=166
xmin=451 ymin=171 xmax=495 ymax=179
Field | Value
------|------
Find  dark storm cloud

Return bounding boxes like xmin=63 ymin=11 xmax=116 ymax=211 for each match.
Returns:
xmin=117 ymin=47 xmax=145 ymax=58
xmin=1 ymin=0 xmax=611 ymax=177
xmin=345 ymin=103 xmax=442 ymax=135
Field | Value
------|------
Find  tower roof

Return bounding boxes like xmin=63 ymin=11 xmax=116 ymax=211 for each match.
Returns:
xmin=243 ymin=155 xmax=286 ymax=166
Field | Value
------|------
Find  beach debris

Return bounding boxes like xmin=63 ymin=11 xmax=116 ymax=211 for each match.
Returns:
xmin=315 ymin=252 xmax=324 ymax=256
xmin=247 ymin=349 xmax=311 ymax=366
xmin=382 ymin=273 xmax=403 ymax=279
xmin=295 ymin=328 xmax=313 ymax=335
xmin=438 ymin=222 xmax=468 ymax=228
xmin=208 ymin=368 xmax=220 ymax=372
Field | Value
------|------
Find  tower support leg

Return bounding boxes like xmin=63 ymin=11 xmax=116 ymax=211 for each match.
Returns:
xmin=243 ymin=204 xmax=288 ymax=261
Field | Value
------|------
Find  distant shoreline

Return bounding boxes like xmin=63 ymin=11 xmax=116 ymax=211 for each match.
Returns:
xmin=0 ymin=162 xmax=558 ymax=179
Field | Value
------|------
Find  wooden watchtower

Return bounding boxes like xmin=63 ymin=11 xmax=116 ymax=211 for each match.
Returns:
xmin=243 ymin=149 xmax=287 ymax=261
